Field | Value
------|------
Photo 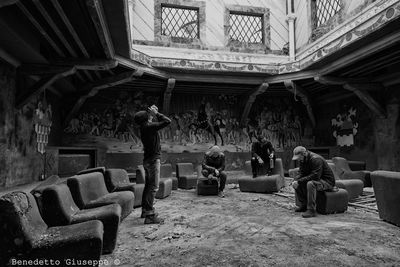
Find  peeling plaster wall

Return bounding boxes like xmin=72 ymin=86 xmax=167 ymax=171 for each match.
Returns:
xmin=0 ymin=61 xmax=61 ymax=188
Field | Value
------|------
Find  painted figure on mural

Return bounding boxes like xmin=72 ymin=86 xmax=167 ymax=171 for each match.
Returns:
xmin=332 ymin=107 xmax=358 ymax=147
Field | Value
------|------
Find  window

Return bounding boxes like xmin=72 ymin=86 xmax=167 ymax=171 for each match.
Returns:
xmin=161 ymin=5 xmax=199 ymax=39
xmin=229 ymin=12 xmax=263 ymax=44
xmin=315 ymin=0 xmax=341 ymax=27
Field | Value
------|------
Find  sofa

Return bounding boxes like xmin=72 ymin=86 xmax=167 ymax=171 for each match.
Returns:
xmin=67 ymin=172 xmax=134 ymax=220
xmin=0 ymin=192 xmax=103 ymax=266
xmin=371 ymin=171 xmax=400 ymax=227
xmin=238 ymin=158 xmax=285 ymax=193
xmin=41 ymin=183 xmax=121 ymax=254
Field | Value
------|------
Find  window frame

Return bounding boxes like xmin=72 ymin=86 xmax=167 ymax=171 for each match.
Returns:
xmin=160 ymin=4 xmax=200 ymax=39
xmin=224 ymin=5 xmax=270 ymax=50
xmin=228 ymin=11 xmax=265 ymax=44
xmin=154 ymin=0 xmax=205 ymax=45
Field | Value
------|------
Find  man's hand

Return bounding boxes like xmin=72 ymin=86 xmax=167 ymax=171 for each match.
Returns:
xmin=292 ymin=180 xmax=299 ymax=190
xmin=148 ymin=105 xmax=159 ymax=116
xmin=269 ymin=153 xmax=274 ymax=159
xmin=258 ymin=157 xmax=264 ymax=164
xmin=214 ymin=169 xmax=220 ymax=177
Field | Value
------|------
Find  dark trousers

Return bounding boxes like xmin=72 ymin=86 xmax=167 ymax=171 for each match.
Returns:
xmin=142 ymin=159 xmax=161 ymax=217
xmin=201 ymin=169 xmax=227 ymax=192
xmin=295 ymin=180 xmax=333 ymax=211
xmin=251 ymin=156 xmax=276 ymax=176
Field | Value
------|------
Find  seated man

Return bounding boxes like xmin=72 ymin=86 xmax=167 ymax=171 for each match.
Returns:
xmin=251 ymin=136 xmax=276 ymax=177
xmin=201 ymin=146 xmax=227 ymax=198
xmin=291 ymin=146 xmax=336 ymax=218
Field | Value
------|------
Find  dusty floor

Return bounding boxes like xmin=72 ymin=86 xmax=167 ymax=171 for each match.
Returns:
xmin=102 ymin=178 xmax=400 ymax=267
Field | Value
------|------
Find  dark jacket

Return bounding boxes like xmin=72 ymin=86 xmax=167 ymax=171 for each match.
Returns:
xmin=202 ymin=152 xmax=225 ymax=174
xmin=251 ymin=141 xmax=275 ymax=162
xmin=140 ymin=113 xmax=171 ymax=162
xmin=295 ymin=151 xmax=335 ymax=186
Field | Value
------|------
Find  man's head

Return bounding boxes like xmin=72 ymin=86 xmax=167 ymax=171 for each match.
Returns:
xmin=209 ymin=145 xmax=222 ymax=158
xmin=133 ymin=110 xmax=149 ymax=126
xmin=257 ymin=135 xmax=267 ymax=144
xmin=292 ymin=146 xmax=307 ymax=161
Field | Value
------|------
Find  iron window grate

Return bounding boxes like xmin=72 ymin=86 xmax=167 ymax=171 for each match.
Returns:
xmin=316 ymin=0 xmax=341 ymax=27
xmin=229 ymin=12 xmax=263 ymax=44
xmin=161 ymin=5 xmax=199 ymax=39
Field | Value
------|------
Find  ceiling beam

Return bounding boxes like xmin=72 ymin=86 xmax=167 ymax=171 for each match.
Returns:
xmin=115 ymin=55 xmax=170 ymax=79
xmin=284 ymin=80 xmax=316 ymax=128
xmin=171 ymin=73 xmax=266 ymax=85
xmin=163 ymin=78 xmax=176 ymax=114
xmin=240 ymin=83 xmax=269 ymax=125
xmin=16 ymin=67 xmax=76 ymax=109
xmin=0 ymin=0 xmax=18 ymax=8
xmin=86 ymin=0 xmax=114 ymax=58
xmin=343 ymin=83 xmax=387 ymax=118
xmin=49 ymin=59 xmax=118 ymax=70
xmin=64 ymin=71 xmax=136 ymax=125
xmin=265 ymin=70 xmax=318 ymax=84
xmin=315 ymin=76 xmax=387 ymax=118
xmin=319 ymin=30 xmax=400 ymax=75
xmin=374 ymin=72 xmax=400 ymax=87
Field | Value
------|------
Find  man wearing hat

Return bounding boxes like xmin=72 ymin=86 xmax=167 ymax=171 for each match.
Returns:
xmin=201 ymin=145 xmax=227 ymax=197
xmin=250 ymin=136 xmax=276 ymax=178
xmin=134 ymin=105 xmax=171 ymax=224
xmin=291 ymin=146 xmax=335 ymax=218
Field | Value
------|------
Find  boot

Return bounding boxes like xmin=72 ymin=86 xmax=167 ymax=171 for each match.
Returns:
xmin=302 ymin=209 xmax=317 ymax=218
xmin=218 ymin=191 xmax=225 ymax=198
xmin=144 ymin=214 xmax=164 ymax=224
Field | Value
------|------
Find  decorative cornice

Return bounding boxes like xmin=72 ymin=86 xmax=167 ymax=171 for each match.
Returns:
xmin=129 ymin=0 xmax=400 ymax=75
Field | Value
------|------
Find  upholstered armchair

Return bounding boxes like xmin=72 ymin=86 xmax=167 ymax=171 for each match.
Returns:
xmin=0 ymin=192 xmax=103 ymax=266
xmin=332 ymin=157 xmax=371 ymax=187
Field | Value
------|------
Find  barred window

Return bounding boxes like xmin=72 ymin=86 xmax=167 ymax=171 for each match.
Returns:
xmin=161 ymin=5 xmax=199 ymax=39
xmin=229 ymin=12 xmax=263 ymax=44
xmin=315 ymin=0 xmax=341 ymax=27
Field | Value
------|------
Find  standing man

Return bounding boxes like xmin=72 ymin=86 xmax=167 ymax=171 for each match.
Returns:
xmin=251 ymin=136 xmax=276 ymax=178
xmin=134 ymin=105 xmax=171 ymax=224
xmin=291 ymin=146 xmax=335 ymax=218
xmin=201 ymin=145 xmax=227 ymax=198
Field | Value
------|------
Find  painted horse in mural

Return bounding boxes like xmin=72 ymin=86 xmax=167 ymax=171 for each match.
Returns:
xmin=190 ymin=101 xmax=224 ymax=146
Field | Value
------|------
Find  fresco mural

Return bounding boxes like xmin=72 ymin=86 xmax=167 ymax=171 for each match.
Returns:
xmin=331 ymin=107 xmax=358 ymax=147
xmin=62 ymin=91 xmax=313 ymax=153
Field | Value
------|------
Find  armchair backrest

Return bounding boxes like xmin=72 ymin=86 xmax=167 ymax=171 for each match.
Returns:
xmin=327 ymin=162 xmax=340 ymax=180
xmin=104 ymin=168 xmax=130 ymax=192
xmin=332 ymin=157 xmax=351 ymax=172
xmin=77 ymin=167 xmax=106 ymax=176
xmin=0 ymin=192 xmax=47 ymax=260
xmin=42 ymin=184 xmax=79 ymax=226
xmin=161 ymin=164 xmax=173 ymax=178
xmin=176 ymin=163 xmax=195 ymax=177
xmin=67 ymin=172 xmax=109 ymax=209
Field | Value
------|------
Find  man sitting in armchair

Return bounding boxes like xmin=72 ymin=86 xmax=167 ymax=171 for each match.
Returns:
xmin=201 ymin=145 xmax=227 ymax=198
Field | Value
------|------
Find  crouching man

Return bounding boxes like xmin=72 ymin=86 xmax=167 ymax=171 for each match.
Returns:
xmin=291 ymin=146 xmax=335 ymax=218
xmin=201 ymin=146 xmax=227 ymax=198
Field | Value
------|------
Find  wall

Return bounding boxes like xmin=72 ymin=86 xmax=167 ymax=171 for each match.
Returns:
xmin=296 ymin=0 xmax=378 ymax=50
xmin=130 ymin=0 xmax=288 ymax=53
xmin=314 ymin=95 xmax=377 ymax=171
xmin=61 ymin=90 xmax=313 ymax=159
xmin=0 ymin=61 xmax=60 ymax=188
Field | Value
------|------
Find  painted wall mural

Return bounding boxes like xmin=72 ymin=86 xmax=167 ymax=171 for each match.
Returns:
xmin=331 ymin=107 xmax=358 ymax=147
xmin=62 ymin=91 xmax=313 ymax=154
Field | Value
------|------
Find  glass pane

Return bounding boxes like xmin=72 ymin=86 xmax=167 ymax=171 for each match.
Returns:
xmin=161 ymin=6 xmax=199 ymax=39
